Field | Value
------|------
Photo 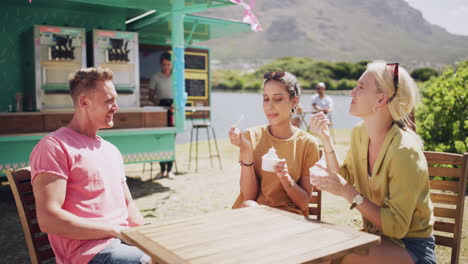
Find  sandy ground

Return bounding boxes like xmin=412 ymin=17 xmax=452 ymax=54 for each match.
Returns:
xmin=0 ymin=129 xmax=466 ymax=263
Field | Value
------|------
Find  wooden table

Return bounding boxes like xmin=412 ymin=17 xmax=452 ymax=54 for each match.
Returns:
xmin=122 ymin=206 xmax=380 ymax=264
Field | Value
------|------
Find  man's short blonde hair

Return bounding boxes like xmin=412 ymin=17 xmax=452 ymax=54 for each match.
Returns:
xmin=69 ymin=67 xmax=113 ymax=103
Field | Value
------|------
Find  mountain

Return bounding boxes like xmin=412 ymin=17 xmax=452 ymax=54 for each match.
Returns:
xmin=197 ymin=0 xmax=468 ymax=69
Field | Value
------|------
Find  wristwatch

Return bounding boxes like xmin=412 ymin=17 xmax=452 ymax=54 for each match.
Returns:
xmin=349 ymin=194 xmax=364 ymax=210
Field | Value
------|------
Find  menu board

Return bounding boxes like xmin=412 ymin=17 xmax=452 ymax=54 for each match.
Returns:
xmin=185 ymin=53 xmax=206 ymax=71
xmin=185 ymin=79 xmax=206 ymax=98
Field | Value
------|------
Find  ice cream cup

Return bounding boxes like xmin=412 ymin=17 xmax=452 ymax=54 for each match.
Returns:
xmin=262 ymin=156 xmax=280 ymax=172
xmin=309 ymin=165 xmax=327 ymax=177
xmin=309 ymin=164 xmax=328 ymax=186
xmin=309 ymin=157 xmax=327 ymax=176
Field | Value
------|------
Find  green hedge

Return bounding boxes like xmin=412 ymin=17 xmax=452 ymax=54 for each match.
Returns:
xmin=212 ymin=57 xmax=367 ymax=91
xmin=212 ymin=57 xmax=443 ymax=93
xmin=411 ymin=67 xmax=439 ymax=82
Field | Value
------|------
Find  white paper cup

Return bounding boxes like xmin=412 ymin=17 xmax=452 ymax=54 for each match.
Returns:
xmin=310 ymin=166 xmax=326 ymax=186
xmin=309 ymin=166 xmax=327 ymax=177
xmin=262 ymin=156 xmax=280 ymax=172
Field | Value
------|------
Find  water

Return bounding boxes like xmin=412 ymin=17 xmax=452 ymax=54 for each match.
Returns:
xmin=176 ymin=92 xmax=361 ymax=144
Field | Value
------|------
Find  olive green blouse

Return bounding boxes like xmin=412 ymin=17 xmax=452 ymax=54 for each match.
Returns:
xmin=340 ymin=123 xmax=434 ymax=245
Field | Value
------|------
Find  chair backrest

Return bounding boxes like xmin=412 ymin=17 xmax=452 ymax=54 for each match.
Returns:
xmin=308 ymin=189 xmax=322 ymax=221
xmin=308 ymin=148 xmax=322 ymax=220
xmin=424 ymin=151 xmax=468 ymax=264
xmin=6 ymin=167 xmax=55 ymax=264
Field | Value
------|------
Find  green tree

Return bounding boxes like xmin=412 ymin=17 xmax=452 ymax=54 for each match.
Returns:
xmin=416 ymin=61 xmax=468 ymax=154
xmin=411 ymin=67 xmax=439 ymax=82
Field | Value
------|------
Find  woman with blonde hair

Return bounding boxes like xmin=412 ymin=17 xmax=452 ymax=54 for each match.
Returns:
xmin=310 ymin=61 xmax=436 ymax=264
xmin=229 ymin=71 xmax=319 ymax=216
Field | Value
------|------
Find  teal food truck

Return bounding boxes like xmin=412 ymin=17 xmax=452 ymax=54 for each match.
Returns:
xmin=0 ymin=0 xmax=251 ymax=175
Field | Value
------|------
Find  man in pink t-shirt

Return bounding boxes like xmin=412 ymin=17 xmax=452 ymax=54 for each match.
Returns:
xmin=30 ymin=68 xmax=150 ymax=264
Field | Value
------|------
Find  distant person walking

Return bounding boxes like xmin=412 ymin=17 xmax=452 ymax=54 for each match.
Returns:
xmin=311 ymin=82 xmax=334 ymax=118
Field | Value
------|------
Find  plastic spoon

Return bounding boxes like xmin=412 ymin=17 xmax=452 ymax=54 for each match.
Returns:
xmin=233 ymin=114 xmax=245 ymax=127
xmin=233 ymin=114 xmax=245 ymax=135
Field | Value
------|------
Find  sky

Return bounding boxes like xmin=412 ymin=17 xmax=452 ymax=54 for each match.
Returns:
xmin=404 ymin=0 xmax=468 ymax=36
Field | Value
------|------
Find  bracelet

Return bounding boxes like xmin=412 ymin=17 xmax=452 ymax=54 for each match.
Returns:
xmin=239 ymin=160 xmax=255 ymax=166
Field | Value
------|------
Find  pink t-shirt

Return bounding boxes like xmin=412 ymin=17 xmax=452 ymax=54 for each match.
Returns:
xmin=30 ymin=127 xmax=129 ymax=264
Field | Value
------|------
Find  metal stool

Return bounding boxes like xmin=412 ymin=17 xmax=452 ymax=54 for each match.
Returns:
xmin=188 ymin=109 xmax=222 ymax=172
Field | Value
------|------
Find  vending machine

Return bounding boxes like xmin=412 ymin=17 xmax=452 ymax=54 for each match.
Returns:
xmin=34 ymin=25 xmax=86 ymax=110
xmin=92 ymin=30 xmax=139 ymax=108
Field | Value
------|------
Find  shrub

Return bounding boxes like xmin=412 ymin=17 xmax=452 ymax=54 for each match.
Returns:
xmin=213 ymin=58 xmax=372 ymax=91
xmin=242 ymin=75 xmax=262 ymax=91
xmin=329 ymin=62 xmax=354 ymax=79
xmin=212 ymin=69 xmax=247 ymax=90
xmin=351 ymin=60 xmax=370 ymax=79
xmin=416 ymin=61 xmax=468 ymax=154
xmin=298 ymin=78 xmax=313 ymax=91
xmin=411 ymin=67 xmax=439 ymax=82
xmin=335 ymin=79 xmax=357 ymax=90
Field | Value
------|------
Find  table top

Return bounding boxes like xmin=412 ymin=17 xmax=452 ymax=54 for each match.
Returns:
xmin=122 ymin=206 xmax=380 ymax=264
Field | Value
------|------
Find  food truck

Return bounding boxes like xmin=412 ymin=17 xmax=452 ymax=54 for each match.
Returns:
xmin=0 ymin=0 xmax=252 ymax=176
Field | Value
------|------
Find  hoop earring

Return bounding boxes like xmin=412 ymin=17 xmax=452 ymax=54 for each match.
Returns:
xmin=372 ymin=105 xmax=379 ymax=113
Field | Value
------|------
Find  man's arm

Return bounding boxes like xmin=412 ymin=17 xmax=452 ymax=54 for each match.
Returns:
xmin=148 ymin=89 xmax=160 ymax=106
xmin=33 ymin=173 xmax=123 ymax=240
xmin=312 ymin=103 xmax=322 ymax=112
xmin=122 ymin=182 xmax=145 ymax=227
xmin=148 ymin=75 xmax=159 ymax=105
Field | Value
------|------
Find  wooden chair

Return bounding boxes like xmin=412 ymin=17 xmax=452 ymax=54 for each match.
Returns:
xmin=424 ymin=151 xmax=468 ymax=264
xmin=308 ymin=149 xmax=323 ymax=221
xmin=309 ymin=189 xmax=322 ymax=221
xmin=6 ymin=167 xmax=55 ymax=264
